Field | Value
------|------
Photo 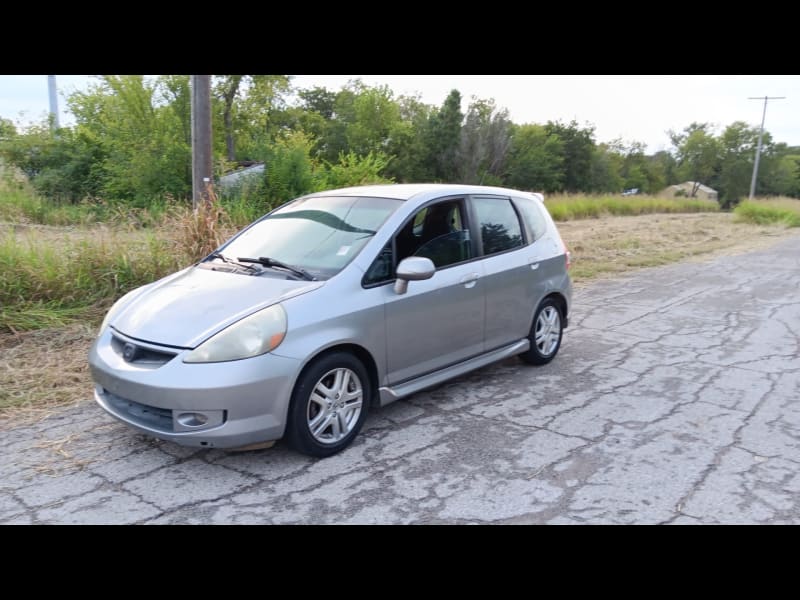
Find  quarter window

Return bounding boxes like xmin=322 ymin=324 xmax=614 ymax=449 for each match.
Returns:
xmin=513 ymin=196 xmax=548 ymax=241
xmin=363 ymin=242 xmax=393 ymax=286
xmin=472 ymin=197 xmax=524 ymax=255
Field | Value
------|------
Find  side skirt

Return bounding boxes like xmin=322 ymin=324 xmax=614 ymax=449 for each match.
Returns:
xmin=377 ymin=339 xmax=530 ymax=407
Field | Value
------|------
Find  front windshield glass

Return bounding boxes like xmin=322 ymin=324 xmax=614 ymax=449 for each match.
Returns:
xmin=220 ymin=195 xmax=402 ymax=280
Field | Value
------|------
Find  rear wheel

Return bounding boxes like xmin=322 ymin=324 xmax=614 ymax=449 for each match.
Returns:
xmin=519 ymin=298 xmax=563 ymax=365
xmin=284 ymin=352 xmax=371 ymax=458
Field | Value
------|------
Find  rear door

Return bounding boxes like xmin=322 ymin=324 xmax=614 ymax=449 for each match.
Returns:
xmin=469 ymin=194 xmax=542 ymax=350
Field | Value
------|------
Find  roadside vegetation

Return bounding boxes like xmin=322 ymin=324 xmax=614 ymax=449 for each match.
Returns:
xmin=734 ymin=197 xmax=800 ymax=227
xmin=545 ymin=194 xmax=718 ymax=221
xmin=3 ymin=206 xmax=796 ymax=418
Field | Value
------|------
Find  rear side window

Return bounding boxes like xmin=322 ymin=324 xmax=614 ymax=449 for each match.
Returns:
xmin=472 ymin=197 xmax=524 ymax=255
xmin=513 ymin=196 xmax=548 ymax=242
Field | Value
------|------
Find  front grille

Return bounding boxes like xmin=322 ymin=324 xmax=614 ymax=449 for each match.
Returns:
xmin=103 ymin=390 xmax=174 ymax=433
xmin=110 ymin=335 xmax=177 ymax=366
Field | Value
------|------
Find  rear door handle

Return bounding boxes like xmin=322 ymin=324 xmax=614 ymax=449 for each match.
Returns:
xmin=528 ymin=258 xmax=540 ymax=270
xmin=460 ymin=273 xmax=480 ymax=288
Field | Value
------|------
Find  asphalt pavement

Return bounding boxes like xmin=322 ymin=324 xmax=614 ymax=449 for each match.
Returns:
xmin=2 ymin=234 xmax=799 ymax=524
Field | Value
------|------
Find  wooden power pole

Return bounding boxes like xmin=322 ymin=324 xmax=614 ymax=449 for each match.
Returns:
xmin=748 ymin=95 xmax=785 ymax=200
xmin=191 ymin=75 xmax=213 ymax=209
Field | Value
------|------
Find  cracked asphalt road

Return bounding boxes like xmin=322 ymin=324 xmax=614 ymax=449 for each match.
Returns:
xmin=2 ymin=235 xmax=800 ymax=524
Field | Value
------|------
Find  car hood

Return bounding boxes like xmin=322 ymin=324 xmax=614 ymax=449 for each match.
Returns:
xmin=111 ymin=266 xmax=323 ymax=348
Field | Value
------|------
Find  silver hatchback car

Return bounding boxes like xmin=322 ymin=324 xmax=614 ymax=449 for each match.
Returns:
xmin=90 ymin=184 xmax=572 ymax=457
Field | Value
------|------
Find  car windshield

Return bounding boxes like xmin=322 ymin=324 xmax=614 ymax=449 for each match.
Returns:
xmin=219 ymin=195 xmax=402 ymax=280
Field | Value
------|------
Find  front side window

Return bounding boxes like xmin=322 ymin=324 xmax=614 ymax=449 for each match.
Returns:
xmin=398 ymin=200 xmax=469 ymax=267
xmin=472 ymin=197 xmax=524 ymax=255
xmin=220 ymin=196 xmax=401 ymax=280
xmin=363 ymin=199 xmax=472 ymax=286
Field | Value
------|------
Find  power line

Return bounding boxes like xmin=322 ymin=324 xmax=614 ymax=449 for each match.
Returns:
xmin=748 ymin=96 xmax=785 ymax=200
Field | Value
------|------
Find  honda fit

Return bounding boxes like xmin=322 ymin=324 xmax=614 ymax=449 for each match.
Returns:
xmin=89 ymin=184 xmax=572 ymax=457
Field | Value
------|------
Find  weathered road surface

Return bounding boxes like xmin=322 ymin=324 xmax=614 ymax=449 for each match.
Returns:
xmin=2 ymin=235 xmax=799 ymax=524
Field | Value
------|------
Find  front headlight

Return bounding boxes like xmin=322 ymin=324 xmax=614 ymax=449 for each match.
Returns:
xmin=183 ymin=304 xmax=287 ymax=363
xmin=98 ymin=288 xmax=143 ymax=337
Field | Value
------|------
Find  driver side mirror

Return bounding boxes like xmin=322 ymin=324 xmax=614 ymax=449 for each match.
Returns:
xmin=394 ymin=257 xmax=435 ymax=295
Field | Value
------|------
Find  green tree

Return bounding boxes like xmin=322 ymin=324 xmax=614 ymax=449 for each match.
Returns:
xmin=647 ymin=151 xmax=678 ymax=192
xmin=669 ymin=122 xmax=721 ymax=198
xmin=215 ymin=75 xmax=243 ymax=161
xmin=715 ymin=121 xmax=762 ymax=207
xmin=457 ymin=97 xmax=511 ymax=185
xmin=544 ymin=120 xmax=595 ymax=192
xmin=294 ymin=86 xmax=338 ymax=158
xmin=505 ymin=123 xmax=564 ymax=192
xmin=0 ymin=119 xmax=100 ymax=201
xmin=0 ymin=117 xmax=16 ymax=139
xmin=770 ymin=153 xmax=800 ymax=197
xmin=262 ymin=130 xmax=317 ymax=208
xmin=299 ymin=86 xmax=337 ymax=119
xmin=424 ymin=89 xmax=464 ymax=181
xmin=230 ymin=75 xmax=292 ymax=161
xmin=65 ymin=75 xmax=192 ymax=201
xmin=346 ymin=84 xmax=401 ymax=156
xmin=383 ymin=94 xmax=435 ymax=182
xmin=588 ymin=143 xmax=624 ymax=193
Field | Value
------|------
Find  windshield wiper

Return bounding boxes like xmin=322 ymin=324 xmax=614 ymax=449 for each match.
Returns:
xmin=207 ymin=252 xmax=260 ymax=273
xmin=238 ymin=256 xmax=316 ymax=281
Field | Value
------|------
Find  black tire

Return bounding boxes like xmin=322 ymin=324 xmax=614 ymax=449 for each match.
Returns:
xmin=519 ymin=297 xmax=564 ymax=366
xmin=284 ymin=351 xmax=371 ymax=458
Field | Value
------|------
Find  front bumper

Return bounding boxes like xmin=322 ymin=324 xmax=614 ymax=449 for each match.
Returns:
xmin=89 ymin=328 xmax=301 ymax=448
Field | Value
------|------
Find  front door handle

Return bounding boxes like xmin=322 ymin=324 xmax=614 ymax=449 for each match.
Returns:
xmin=460 ymin=273 xmax=480 ymax=288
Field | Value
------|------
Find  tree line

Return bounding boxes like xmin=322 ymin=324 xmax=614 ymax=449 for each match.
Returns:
xmin=1 ymin=75 xmax=798 ymax=209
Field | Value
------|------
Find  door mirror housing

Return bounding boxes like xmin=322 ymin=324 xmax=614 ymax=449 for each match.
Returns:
xmin=394 ymin=257 xmax=435 ymax=295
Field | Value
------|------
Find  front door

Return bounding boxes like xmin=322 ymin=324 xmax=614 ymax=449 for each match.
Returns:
xmin=366 ymin=197 xmax=486 ymax=384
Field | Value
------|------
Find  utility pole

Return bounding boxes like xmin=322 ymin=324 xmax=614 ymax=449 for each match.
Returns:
xmin=748 ymin=95 xmax=785 ymax=200
xmin=191 ymin=75 xmax=213 ymax=209
xmin=47 ymin=75 xmax=60 ymax=130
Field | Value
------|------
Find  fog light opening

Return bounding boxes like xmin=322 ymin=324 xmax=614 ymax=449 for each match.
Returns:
xmin=177 ymin=412 xmax=209 ymax=428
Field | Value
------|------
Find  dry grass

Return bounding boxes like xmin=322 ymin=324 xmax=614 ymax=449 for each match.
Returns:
xmin=1 ymin=212 xmax=798 ymax=423
xmin=560 ymin=212 xmax=798 ymax=283
xmin=0 ymin=321 xmax=96 ymax=422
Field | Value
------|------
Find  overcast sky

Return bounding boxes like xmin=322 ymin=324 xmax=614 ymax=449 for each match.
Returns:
xmin=2 ymin=75 xmax=798 ymax=153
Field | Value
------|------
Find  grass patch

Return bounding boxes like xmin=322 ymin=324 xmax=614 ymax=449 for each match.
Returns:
xmin=0 ymin=226 xmax=187 ymax=332
xmin=0 ymin=322 xmax=97 ymax=415
xmin=560 ymin=212 xmax=796 ymax=282
xmin=1 ymin=186 xmax=268 ymax=231
xmin=0 ymin=188 xmax=101 ymax=226
xmin=545 ymin=194 xmax=719 ymax=221
xmin=734 ymin=198 xmax=800 ymax=227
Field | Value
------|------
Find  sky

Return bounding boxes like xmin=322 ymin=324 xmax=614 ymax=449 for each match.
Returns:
xmin=1 ymin=75 xmax=799 ymax=153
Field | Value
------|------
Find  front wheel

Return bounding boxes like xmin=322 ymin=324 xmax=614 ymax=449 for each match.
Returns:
xmin=284 ymin=352 xmax=371 ymax=458
xmin=519 ymin=298 xmax=563 ymax=365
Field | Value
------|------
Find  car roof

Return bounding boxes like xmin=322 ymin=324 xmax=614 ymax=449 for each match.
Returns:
xmin=306 ymin=183 xmax=542 ymax=203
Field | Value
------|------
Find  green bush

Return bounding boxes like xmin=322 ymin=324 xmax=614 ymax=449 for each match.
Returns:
xmin=318 ymin=150 xmax=394 ymax=189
